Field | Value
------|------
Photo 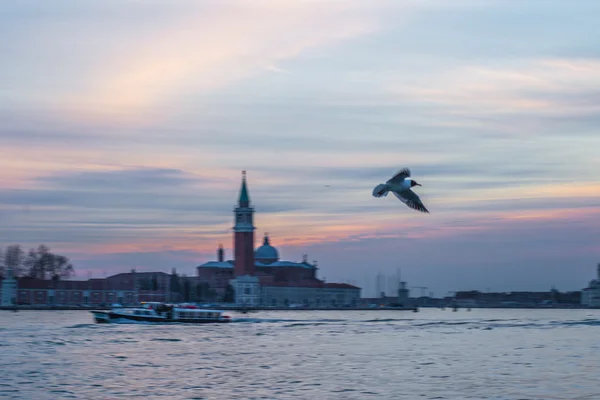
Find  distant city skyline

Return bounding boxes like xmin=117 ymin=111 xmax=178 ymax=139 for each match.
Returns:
xmin=1 ymin=0 xmax=600 ymax=295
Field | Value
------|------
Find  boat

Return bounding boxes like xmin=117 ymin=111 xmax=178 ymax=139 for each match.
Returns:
xmin=90 ymin=302 xmax=232 ymax=324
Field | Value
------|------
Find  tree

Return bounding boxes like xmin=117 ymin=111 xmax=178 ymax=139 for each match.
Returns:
xmin=23 ymin=248 xmax=38 ymax=278
xmin=183 ymin=279 xmax=191 ymax=302
xmin=169 ymin=270 xmax=182 ymax=302
xmin=53 ymin=254 xmax=74 ymax=280
xmin=195 ymin=283 xmax=203 ymax=301
xmin=195 ymin=282 xmax=211 ymax=302
xmin=4 ymin=245 xmax=24 ymax=277
xmin=223 ymin=284 xmax=235 ymax=303
xmin=0 ymin=247 xmax=4 ymax=278
xmin=21 ymin=245 xmax=74 ymax=280
xmin=36 ymin=245 xmax=53 ymax=279
xmin=170 ymin=273 xmax=180 ymax=292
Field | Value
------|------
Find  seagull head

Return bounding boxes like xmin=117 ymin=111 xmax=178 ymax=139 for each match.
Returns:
xmin=410 ymin=180 xmax=421 ymax=187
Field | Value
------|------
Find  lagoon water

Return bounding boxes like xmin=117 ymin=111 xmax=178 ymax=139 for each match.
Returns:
xmin=1 ymin=309 xmax=599 ymax=400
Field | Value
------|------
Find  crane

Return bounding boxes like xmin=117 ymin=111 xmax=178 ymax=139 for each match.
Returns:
xmin=410 ymin=286 xmax=429 ymax=297
xmin=410 ymin=286 xmax=429 ymax=306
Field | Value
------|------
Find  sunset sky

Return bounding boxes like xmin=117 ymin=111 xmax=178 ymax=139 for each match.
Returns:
xmin=2 ymin=0 xmax=600 ymax=296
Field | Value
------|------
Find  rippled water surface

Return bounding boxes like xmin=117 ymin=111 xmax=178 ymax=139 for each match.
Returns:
xmin=1 ymin=309 xmax=599 ymax=399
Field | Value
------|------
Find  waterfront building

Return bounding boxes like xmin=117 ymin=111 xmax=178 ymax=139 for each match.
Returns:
xmin=581 ymin=263 xmax=600 ymax=307
xmin=0 ymin=267 xmax=17 ymax=306
xmin=0 ymin=270 xmax=191 ymax=307
xmin=196 ymin=171 xmax=361 ymax=306
xmin=397 ymin=281 xmax=410 ymax=306
xmin=3 ymin=276 xmax=136 ymax=306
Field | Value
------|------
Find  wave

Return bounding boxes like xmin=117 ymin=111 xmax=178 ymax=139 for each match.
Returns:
xmin=283 ymin=322 xmax=331 ymax=327
xmin=411 ymin=318 xmax=600 ymax=330
xmin=231 ymin=317 xmax=346 ymax=324
xmin=66 ymin=324 xmax=96 ymax=329
xmin=551 ymin=319 xmax=600 ymax=327
xmin=83 ymin=315 xmax=600 ymax=330
xmin=363 ymin=318 xmax=414 ymax=323
xmin=414 ymin=321 xmax=474 ymax=327
xmin=231 ymin=317 xmax=600 ymax=330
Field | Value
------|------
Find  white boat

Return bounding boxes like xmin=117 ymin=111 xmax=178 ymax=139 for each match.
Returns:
xmin=90 ymin=302 xmax=231 ymax=324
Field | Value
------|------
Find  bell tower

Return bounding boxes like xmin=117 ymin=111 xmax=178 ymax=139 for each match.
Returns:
xmin=233 ymin=170 xmax=255 ymax=277
xmin=230 ymin=170 xmax=260 ymax=305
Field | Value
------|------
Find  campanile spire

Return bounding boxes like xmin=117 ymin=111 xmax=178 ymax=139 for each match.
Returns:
xmin=238 ymin=170 xmax=250 ymax=207
xmin=233 ymin=170 xmax=255 ymax=277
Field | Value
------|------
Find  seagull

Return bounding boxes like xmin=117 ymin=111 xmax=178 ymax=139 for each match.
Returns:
xmin=372 ymin=167 xmax=429 ymax=213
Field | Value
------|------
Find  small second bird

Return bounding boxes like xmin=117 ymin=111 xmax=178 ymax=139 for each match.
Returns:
xmin=372 ymin=167 xmax=429 ymax=213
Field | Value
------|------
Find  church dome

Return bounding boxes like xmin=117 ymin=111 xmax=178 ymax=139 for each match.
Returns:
xmin=255 ymin=234 xmax=279 ymax=264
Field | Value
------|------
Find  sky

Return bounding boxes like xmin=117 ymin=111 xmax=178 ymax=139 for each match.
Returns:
xmin=1 ymin=0 xmax=600 ymax=297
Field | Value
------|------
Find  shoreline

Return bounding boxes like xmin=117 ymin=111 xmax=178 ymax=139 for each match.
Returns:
xmin=0 ymin=305 xmax=418 ymax=312
xmin=1 ymin=305 xmax=595 ymax=311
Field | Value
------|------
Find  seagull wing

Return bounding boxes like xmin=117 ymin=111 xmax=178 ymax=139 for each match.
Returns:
xmin=393 ymin=190 xmax=429 ymax=213
xmin=386 ymin=168 xmax=411 ymax=184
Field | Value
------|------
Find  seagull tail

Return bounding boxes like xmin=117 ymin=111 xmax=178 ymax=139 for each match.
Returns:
xmin=372 ymin=183 xmax=389 ymax=198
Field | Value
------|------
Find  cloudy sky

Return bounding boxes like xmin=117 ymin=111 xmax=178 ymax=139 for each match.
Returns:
xmin=2 ymin=0 xmax=599 ymax=296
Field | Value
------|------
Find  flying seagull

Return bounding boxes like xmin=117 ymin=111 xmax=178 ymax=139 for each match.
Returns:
xmin=372 ymin=167 xmax=429 ymax=213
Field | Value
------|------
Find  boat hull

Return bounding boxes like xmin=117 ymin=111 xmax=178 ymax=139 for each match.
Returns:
xmin=91 ymin=311 xmax=112 ymax=323
xmin=91 ymin=310 xmax=231 ymax=324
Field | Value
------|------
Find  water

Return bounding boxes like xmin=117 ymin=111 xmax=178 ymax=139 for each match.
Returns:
xmin=1 ymin=309 xmax=599 ymax=399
